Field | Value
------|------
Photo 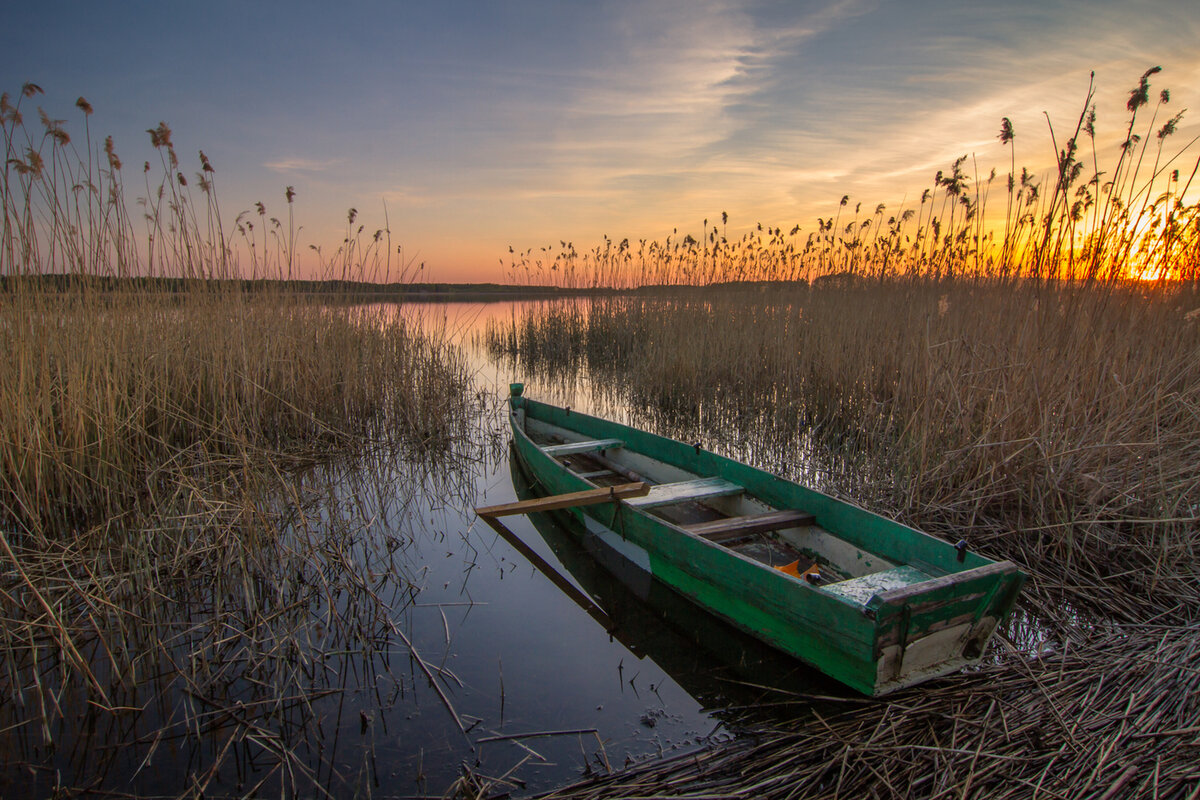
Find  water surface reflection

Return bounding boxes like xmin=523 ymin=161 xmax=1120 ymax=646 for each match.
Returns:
xmin=2 ymin=298 xmax=844 ymax=798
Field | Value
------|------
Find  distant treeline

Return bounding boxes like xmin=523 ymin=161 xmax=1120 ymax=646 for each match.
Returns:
xmin=0 ymin=274 xmax=586 ymax=298
xmin=0 ymin=274 xmax=816 ymax=298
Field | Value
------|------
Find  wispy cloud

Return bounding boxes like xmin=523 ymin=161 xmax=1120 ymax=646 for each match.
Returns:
xmin=484 ymin=2 xmax=864 ymax=205
xmin=264 ymin=157 xmax=341 ymax=173
xmin=181 ymin=1 xmax=1200 ymax=277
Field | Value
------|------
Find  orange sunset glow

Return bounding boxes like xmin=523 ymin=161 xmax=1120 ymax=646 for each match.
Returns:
xmin=6 ymin=3 xmax=1200 ymax=798
xmin=4 ymin=1 xmax=1198 ymax=284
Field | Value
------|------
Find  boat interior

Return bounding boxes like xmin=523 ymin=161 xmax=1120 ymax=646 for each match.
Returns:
xmin=523 ymin=415 xmax=938 ymax=604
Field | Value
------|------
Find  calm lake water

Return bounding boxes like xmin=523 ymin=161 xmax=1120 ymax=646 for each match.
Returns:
xmin=0 ymin=300 xmax=849 ymax=798
xmin=369 ymin=300 xmax=845 ymax=794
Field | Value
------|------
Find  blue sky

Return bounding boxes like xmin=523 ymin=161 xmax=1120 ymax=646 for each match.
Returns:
xmin=4 ymin=0 xmax=1199 ymax=281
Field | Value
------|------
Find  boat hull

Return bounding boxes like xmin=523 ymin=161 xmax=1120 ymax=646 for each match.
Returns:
xmin=508 ymin=455 xmax=845 ymax=699
xmin=507 ymin=394 xmax=1025 ymax=696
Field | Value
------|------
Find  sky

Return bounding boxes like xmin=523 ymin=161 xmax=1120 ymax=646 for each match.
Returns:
xmin=3 ymin=0 xmax=1199 ymax=282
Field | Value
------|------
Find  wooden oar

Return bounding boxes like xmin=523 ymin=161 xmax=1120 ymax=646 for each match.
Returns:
xmin=477 ymin=514 xmax=617 ymax=634
xmin=474 ymin=481 xmax=649 ymax=518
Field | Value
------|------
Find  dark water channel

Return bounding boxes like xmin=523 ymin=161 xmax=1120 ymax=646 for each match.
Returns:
xmin=0 ymin=301 xmax=854 ymax=798
xmin=350 ymin=302 xmax=847 ymax=795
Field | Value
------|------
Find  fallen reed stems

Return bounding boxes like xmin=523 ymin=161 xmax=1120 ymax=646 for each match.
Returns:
xmin=534 ymin=622 xmax=1200 ymax=800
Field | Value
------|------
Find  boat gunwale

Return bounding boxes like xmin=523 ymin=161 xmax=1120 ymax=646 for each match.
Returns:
xmin=511 ymin=397 xmax=1010 ymax=588
xmin=509 ymin=402 xmax=981 ymax=616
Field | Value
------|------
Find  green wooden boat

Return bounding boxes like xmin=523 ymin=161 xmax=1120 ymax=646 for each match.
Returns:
xmin=503 ymin=384 xmax=1026 ymax=696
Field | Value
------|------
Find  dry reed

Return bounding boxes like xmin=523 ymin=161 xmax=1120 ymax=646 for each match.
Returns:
xmin=0 ymin=85 xmax=481 ymax=796
xmin=480 ymin=67 xmax=1200 ymax=800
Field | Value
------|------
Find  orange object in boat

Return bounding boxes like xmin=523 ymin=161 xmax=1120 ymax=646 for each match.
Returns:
xmin=775 ymin=560 xmax=802 ymax=577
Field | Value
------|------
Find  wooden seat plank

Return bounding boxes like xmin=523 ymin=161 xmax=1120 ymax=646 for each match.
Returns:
xmin=683 ymin=509 xmax=816 ymax=542
xmin=625 ymin=477 xmax=743 ymax=509
xmin=542 ymin=438 xmax=624 ymax=457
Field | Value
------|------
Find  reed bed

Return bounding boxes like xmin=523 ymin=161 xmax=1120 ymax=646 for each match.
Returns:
xmin=1 ymin=289 xmax=475 ymax=534
xmin=0 ymin=457 xmax=470 ymax=793
xmin=0 ymin=84 xmax=484 ymax=796
xmin=480 ymin=67 xmax=1200 ymax=800
xmin=535 ymin=622 xmax=1200 ymax=800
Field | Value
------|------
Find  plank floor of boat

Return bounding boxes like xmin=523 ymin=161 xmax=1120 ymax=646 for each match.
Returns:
xmin=552 ymin=446 xmax=810 ymax=569
xmin=729 ymin=539 xmax=810 ymax=570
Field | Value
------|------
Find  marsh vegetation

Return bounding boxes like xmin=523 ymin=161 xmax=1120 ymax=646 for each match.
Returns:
xmin=3 ymin=65 xmax=1199 ymax=799
xmin=484 ymin=69 xmax=1200 ymax=799
xmin=0 ymin=85 xmax=493 ymax=796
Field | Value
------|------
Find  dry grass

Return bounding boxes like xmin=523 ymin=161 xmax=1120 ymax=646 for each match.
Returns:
xmin=479 ymin=66 xmax=1200 ymax=800
xmin=536 ymin=624 xmax=1200 ymax=800
xmin=0 ymin=289 xmax=474 ymax=536
xmin=0 ymin=85 xmax=483 ymax=796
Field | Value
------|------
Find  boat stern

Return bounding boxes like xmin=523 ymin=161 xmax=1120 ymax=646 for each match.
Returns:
xmin=866 ymin=561 xmax=1026 ymax=694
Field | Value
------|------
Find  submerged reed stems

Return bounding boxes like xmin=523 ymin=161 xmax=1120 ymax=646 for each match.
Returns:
xmin=0 ymin=85 xmax=481 ymax=796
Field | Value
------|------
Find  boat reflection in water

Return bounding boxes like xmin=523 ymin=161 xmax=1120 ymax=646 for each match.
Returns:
xmin=502 ymin=453 xmax=846 ymax=717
